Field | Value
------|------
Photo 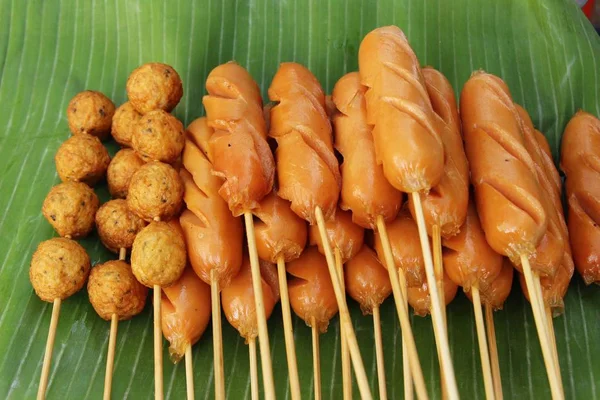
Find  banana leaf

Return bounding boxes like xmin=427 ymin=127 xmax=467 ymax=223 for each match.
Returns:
xmin=0 ymin=0 xmax=599 ymax=398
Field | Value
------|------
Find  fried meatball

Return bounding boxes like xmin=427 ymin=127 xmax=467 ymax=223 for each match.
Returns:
xmin=55 ymin=133 xmax=110 ymax=186
xmin=67 ymin=90 xmax=115 ymax=140
xmin=111 ymin=102 xmax=142 ymax=147
xmin=107 ymin=149 xmax=145 ymax=198
xmin=88 ymin=260 xmax=148 ymax=320
xmin=131 ymin=221 xmax=187 ymax=287
xmin=42 ymin=182 xmax=99 ymax=238
xmin=127 ymin=162 xmax=183 ymax=222
xmin=132 ymin=110 xmax=184 ymax=163
xmin=126 ymin=63 xmax=183 ymax=114
xmin=96 ymin=199 xmax=147 ymax=253
xmin=30 ymin=238 xmax=91 ymax=302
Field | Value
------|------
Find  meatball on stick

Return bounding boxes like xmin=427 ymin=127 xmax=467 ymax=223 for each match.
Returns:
xmin=30 ymin=238 xmax=91 ymax=400
xmin=202 ymin=62 xmax=277 ymax=398
xmin=332 ymin=71 xmax=427 ymax=400
xmin=359 ymin=26 xmax=457 ymax=398
xmin=179 ymin=117 xmax=244 ymax=400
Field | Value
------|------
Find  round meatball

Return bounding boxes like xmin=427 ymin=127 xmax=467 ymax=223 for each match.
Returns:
xmin=127 ymin=162 xmax=183 ymax=222
xmin=42 ymin=182 xmax=99 ymax=238
xmin=126 ymin=63 xmax=183 ymax=114
xmin=67 ymin=91 xmax=115 ymax=140
xmin=107 ymin=149 xmax=145 ymax=198
xmin=131 ymin=221 xmax=186 ymax=287
xmin=132 ymin=110 xmax=184 ymax=163
xmin=55 ymin=134 xmax=110 ymax=186
xmin=96 ymin=199 xmax=147 ymax=253
xmin=30 ymin=238 xmax=91 ymax=302
xmin=88 ymin=260 xmax=148 ymax=320
xmin=111 ymin=102 xmax=142 ymax=147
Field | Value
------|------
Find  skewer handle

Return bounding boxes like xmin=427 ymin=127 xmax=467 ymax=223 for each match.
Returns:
xmin=311 ymin=317 xmax=322 ymax=400
xmin=119 ymin=247 xmax=126 ymax=261
xmin=472 ymin=286 xmax=496 ymax=400
xmin=37 ymin=298 xmax=61 ymax=400
xmin=373 ymin=306 xmax=388 ymax=400
xmin=211 ymin=271 xmax=225 ymax=400
xmin=153 ymin=285 xmax=164 ymax=400
xmin=334 ymin=248 xmax=352 ymax=400
xmin=545 ymin=306 xmax=562 ymax=390
xmin=103 ymin=314 xmax=118 ymax=400
xmin=485 ymin=304 xmax=503 ymax=400
xmin=249 ymin=338 xmax=259 ymax=400
xmin=185 ymin=345 xmax=194 ymax=400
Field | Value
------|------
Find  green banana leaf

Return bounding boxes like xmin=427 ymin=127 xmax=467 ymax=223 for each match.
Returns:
xmin=1 ymin=0 xmax=599 ymax=398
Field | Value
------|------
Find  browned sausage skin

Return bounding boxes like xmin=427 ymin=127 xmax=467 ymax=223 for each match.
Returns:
xmin=308 ymin=208 xmax=365 ymax=264
xmin=407 ymin=271 xmax=458 ymax=317
xmin=465 ymin=258 xmax=514 ymax=310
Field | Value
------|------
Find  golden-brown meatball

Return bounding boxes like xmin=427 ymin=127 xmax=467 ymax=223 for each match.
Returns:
xmin=131 ymin=221 xmax=186 ymax=287
xmin=111 ymin=102 xmax=142 ymax=147
xmin=96 ymin=199 xmax=147 ymax=253
xmin=67 ymin=90 xmax=115 ymax=140
xmin=132 ymin=110 xmax=184 ymax=163
xmin=30 ymin=238 xmax=91 ymax=302
xmin=87 ymin=260 xmax=148 ymax=320
xmin=55 ymin=133 xmax=110 ymax=186
xmin=107 ymin=149 xmax=145 ymax=198
xmin=127 ymin=161 xmax=183 ymax=222
xmin=126 ymin=63 xmax=183 ymax=114
xmin=42 ymin=182 xmax=99 ymax=238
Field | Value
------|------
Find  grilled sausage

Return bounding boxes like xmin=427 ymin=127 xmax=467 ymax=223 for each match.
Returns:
xmin=344 ymin=245 xmax=392 ymax=314
xmin=358 ymin=26 xmax=444 ymax=193
xmin=407 ymin=271 xmax=458 ymax=317
xmin=560 ymin=111 xmax=600 ymax=284
xmin=179 ymin=118 xmax=243 ymax=288
xmin=332 ymin=72 xmax=403 ymax=229
xmin=518 ymin=257 xmax=574 ymax=316
xmin=308 ymin=208 xmax=365 ymax=264
xmin=465 ymin=258 xmax=514 ymax=310
xmin=460 ymin=71 xmax=547 ymax=264
xmin=268 ymin=62 xmax=341 ymax=224
xmin=202 ymin=62 xmax=275 ymax=216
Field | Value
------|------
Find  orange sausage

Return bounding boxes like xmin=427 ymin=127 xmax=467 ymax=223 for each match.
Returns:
xmin=443 ymin=199 xmax=503 ymax=293
xmin=179 ymin=118 xmax=243 ymax=288
xmin=373 ymin=205 xmax=426 ymax=288
xmin=268 ymin=62 xmax=341 ymax=224
xmin=161 ymin=267 xmax=211 ymax=362
xmin=308 ymin=208 xmax=364 ymax=264
xmin=460 ymin=71 xmax=547 ymax=263
xmin=345 ymin=245 xmax=392 ymax=314
xmin=202 ymin=62 xmax=275 ymax=216
xmin=287 ymin=246 xmax=338 ymax=333
xmin=332 ymin=72 xmax=403 ymax=229
xmin=253 ymin=192 xmax=308 ymax=264
xmin=561 ymin=111 xmax=600 ymax=285
xmin=408 ymin=67 xmax=469 ymax=238
xmin=407 ymin=271 xmax=458 ymax=317
xmin=518 ymin=257 xmax=573 ymax=316
xmin=358 ymin=26 xmax=444 ymax=193
xmin=465 ymin=258 xmax=514 ymax=310
xmin=221 ymin=256 xmax=279 ymax=340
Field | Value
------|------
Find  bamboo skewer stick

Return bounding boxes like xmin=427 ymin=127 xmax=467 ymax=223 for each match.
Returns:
xmin=249 ymin=338 xmax=259 ymax=400
xmin=472 ymin=285 xmax=495 ymax=400
xmin=315 ymin=206 xmax=373 ymax=400
xmin=411 ymin=193 xmax=458 ymax=400
xmin=311 ymin=316 xmax=322 ymax=400
xmin=277 ymin=256 xmax=301 ymax=400
xmin=376 ymin=215 xmax=427 ymax=400
xmin=485 ymin=304 xmax=503 ymax=400
xmin=244 ymin=212 xmax=276 ymax=399
xmin=545 ymin=306 xmax=561 ymax=386
xmin=373 ymin=306 xmax=388 ymax=400
xmin=432 ymin=224 xmax=448 ymax=399
xmin=37 ymin=298 xmax=61 ymax=400
xmin=399 ymin=268 xmax=414 ymax=400
xmin=153 ymin=286 xmax=164 ymax=400
xmin=334 ymin=248 xmax=352 ymax=400
xmin=185 ymin=345 xmax=194 ymax=400
xmin=210 ymin=270 xmax=225 ymax=400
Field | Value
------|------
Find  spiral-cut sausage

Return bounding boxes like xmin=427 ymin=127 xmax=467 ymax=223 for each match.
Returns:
xmin=408 ymin=67 xmax=469 ymax=238
xmin=179 ymin=118 xmax=243 ymax=288
xmin=161 ymin=267 xmax=211 ymax=362
xmin=460 ymin=71 xmax=547 ymax=263
xmin=287 ymin=246 xmax=338 ymax=333
xmin=202 ymin=62 xmax=275 ymax=216
xmin=407 ymin=271 xmax=458 ymax=317
xmin=268 ymin=62 xmax=341 ymax=224
xmin=561 ymin=111 xmax=600 ymax=285
xmin=308 ymin=208 xmax=364 ymax=264
xmin=466 ymin=258 xmax=514 ymax=310
xmin=332 ymin=72 xmax=403 ymax=229
xmin=253 ymin=192 xmax=308 ymax=264
xmin=344 ymin=245 xmax=392 ymax=314
xmin=358 ymin=26 xmax=444 ymax=193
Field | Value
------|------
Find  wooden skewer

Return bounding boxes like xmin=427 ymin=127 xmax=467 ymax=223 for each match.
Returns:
xmin=37 ymin=298 xmax=61 ymax=400
xmin=545 ymin=305 xmax=561 ymax=386
xmin=432 ymin=224 xmax=448 ymax=399
xmin=485 ymin=304 xmax=503 ymax=400
xmin=520 ymin=254 xmax=563 ymax=400
xmin=411 ymin=193 xmax=458 ymax=400
xmin=210 ymin=270 xmax=225 ymax=400
xmin=334 ymin=248 xmax=352 ymax=400
xmin=153 ymin=285 xmax=164 ymax=400
xmin=244 ymin=212 xmax=276 ymax=399
xmin=185 ymin=345 xmax=194 ymax=400
xmin=472 ymin=285 xmax=495 ymax=400
xmin=373 ymin=306 xmax=388 ymax=400
xmin=376 ymin=215 xmax=427 ymax=400
xmin=276 ymin=256 xmax=301 ymax=400
xmin=248 ymin=338 xmax=259 ymax=400
xmin=311 ymin=316 xmax=322 ymax=400
xmin=398 ymin=268 xmax=414 ymax=400
xmin=315 ymin=206 xmax=373 ymax=400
